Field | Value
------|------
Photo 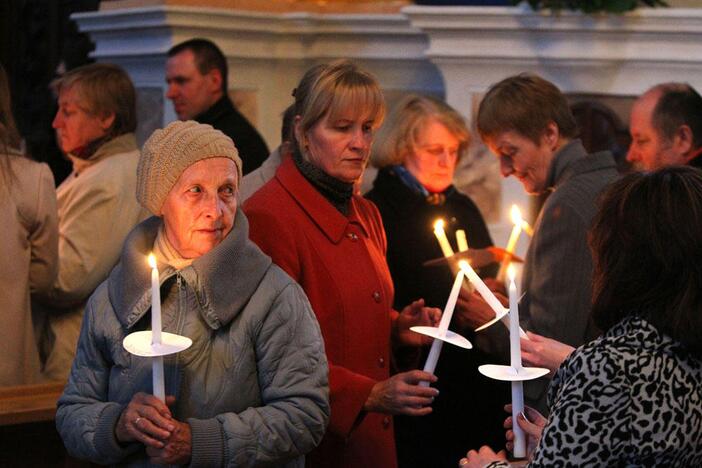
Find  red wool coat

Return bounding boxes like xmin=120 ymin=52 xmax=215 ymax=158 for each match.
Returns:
xmin=244 ymin=158 xmax=398 ymax=468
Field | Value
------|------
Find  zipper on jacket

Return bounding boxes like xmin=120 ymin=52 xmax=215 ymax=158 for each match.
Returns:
xmin=169 ymin=272 xmax=187 ymax=420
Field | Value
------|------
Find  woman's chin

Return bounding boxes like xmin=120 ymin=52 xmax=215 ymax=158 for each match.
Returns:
xmin=424 ymin=182 xmax=451 ymax=193
xmin=335 ymin=169 xmax=364 ymax=185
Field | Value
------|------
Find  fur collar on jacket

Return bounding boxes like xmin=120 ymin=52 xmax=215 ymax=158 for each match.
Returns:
xmin=107 ymin=207 xmax=272 ymax=330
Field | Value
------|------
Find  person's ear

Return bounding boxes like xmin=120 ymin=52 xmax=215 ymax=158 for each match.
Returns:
xmin=293 ymin=115 xmax=305 ymax=148
xmin=207 ymin=68 xmax=223 ymax=94
xmin=99 ymin=112 xmax=116 ymax=132
xmin=673 ymin=124 xmax=694 ymax=161
xmin=542 ymin=121 xmax=561 ymax=151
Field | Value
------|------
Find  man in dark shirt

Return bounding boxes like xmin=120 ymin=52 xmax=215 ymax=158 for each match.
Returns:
xmin=166 ymin=38 xmax=269 ymax=174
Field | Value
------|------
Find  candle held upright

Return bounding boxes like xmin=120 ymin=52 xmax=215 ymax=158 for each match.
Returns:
xmin=433 ymin=219 xmax=455 ymax=259
xmin=455 ymin=229 xmax=469 ymax=253
xmin=476 ymin=264 xmax=548 ymax=459
xmin=122 ymin=253 xmax=192 ymax=404
xmin=508 ymin=265 xmax=526 ymax=458
xmin=148 ymin=254 xmax=165 ymax=401
xmin=148 ymin=254 xmax=162 ymax=345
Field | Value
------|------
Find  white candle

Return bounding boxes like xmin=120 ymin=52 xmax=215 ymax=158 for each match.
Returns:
xmin=497 ymin=205 xmax=523 ymax=282
xmin=458 ymin=260 xmax=508 ymax=317
xmin=420 ymin=269 xmax=465 ymax=387
xmin=508 ymin=265 xmax=526 ymax=459
xmin=148 ymin=253 xmax=165 ymax=401
xmin=433 ymin=219 xmax=455 ymax=258
xmin=148 ymin=254 xmax=162 ymax=345
xmin=153 ymin=356 xmax=165 ymax=401
xmin=455 ymin=229 xmax=469 ymax=253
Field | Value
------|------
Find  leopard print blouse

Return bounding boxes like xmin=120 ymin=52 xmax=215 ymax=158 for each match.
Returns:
xmin=492 ymin=315 xmax=702 ymax=467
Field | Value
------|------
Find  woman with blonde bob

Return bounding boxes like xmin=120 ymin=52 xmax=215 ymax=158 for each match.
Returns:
xmin=244 ymin=61 xmax=441 ymax=468
xmin=367 ymin=94 xmax=504 ymax=467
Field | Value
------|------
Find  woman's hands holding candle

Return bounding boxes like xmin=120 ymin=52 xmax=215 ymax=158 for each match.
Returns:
xmin=116 ymin=392 xmax=193 ymax=464
xmin=364 ymin=370 xmax=438 ymax=416
xmin=393 ymin=299 xmax=442 ymax=347
xmin=503 ymin=404 xmax=546 ymax=458
xmin=520 ymin=332 xmax=575 ymax=377
xmin=115 ymin=392 xmax=176 ymax=448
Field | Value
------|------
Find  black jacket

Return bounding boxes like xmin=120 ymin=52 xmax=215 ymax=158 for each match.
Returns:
xmin=195 ymin=96 xmax=269 ymax=175
xmin=365 ymin=167 xmax=508 ymax=468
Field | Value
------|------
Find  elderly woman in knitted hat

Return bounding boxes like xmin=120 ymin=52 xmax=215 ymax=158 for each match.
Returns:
xmin=56 ymin=121 xmax=329 ymax=467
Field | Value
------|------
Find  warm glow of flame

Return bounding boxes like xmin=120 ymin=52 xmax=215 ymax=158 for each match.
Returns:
xmin=433 ymin=219 xmax=445 ymax=231
xmin=148 ymin=253 xmax=157 ymax=269
xmin=507 ymin=263 xmax=516 ymax=282
xmin=458 ymin=260 xmax=469 ymax=270
xmin=510 ymin=205 xmax=523 ymax=226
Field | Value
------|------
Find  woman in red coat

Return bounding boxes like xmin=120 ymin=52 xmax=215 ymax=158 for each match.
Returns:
xmin=244 ymin=60 xmax=441 ymax=468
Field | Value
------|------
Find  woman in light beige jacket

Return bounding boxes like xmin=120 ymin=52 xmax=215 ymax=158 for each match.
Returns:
xmin=35 ymin=63 xmax=148 ymax=381
xmin=0 ymin=64 xmax=58 ymax=386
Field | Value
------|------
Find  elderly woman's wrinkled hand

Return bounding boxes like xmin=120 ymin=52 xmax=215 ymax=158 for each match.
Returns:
xmin=458 ymin=446 xmax=507 ymax=468
xmin=115 ymin=393 xmax=176 ymax=449
xmin=146 ymin=418 xmax=192 ymax=466
xmin=394 ymin=299 xmax=442 ymax=347
xmin=520 ymin=331 xmax=574 ymax=376
xmin=364 ymin=370 xmax=438 ymax=416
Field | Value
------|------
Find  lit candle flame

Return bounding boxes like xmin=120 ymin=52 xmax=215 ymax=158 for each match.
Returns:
xmin=507 ymin=263 xmax=516 ymax=283
xmin=458 ymin=259 xmax=469 ymax=270
xmin=433 ymin=219 xmax=445 ymax=231
xmin=510 ymin=205 xmax=523 ymax=226
xmin=148 ymin=253 xmax=157 ymax=269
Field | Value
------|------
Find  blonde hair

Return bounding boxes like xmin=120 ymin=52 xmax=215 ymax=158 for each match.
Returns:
xmin=53 ymin=63 xmax=136 ymax=137
xmin=372 ymin=94 xmax=470 ymax=168
xmin=291 ymin=60 xmax=385 ymax=157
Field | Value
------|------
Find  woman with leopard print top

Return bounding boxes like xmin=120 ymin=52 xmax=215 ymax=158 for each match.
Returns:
xmin=461 ymin=167 xmax=702 ymax=467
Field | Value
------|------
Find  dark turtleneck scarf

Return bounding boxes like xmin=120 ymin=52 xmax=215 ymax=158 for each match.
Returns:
xmin=70 ymin=133 xmax=114 ymax=160
xmin=292 ymin=147 xmax=354 ymax=215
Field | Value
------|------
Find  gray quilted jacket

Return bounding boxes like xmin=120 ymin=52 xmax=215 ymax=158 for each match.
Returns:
xmin=56 ymin=210 xmax=330 ymax=467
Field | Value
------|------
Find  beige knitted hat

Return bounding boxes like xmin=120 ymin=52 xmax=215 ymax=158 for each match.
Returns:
xmin=137 ymin=120 xmax=242 ymax=215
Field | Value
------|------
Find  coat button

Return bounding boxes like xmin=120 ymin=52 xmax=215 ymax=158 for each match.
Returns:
xmin=372 ymin=291 xmax=381 ymax=302
xmin=382 ymin=416 xmax=390 ymax=429
xmin=346 ymin=232 xmax=358 ymax=242
xmin=378 ymin=357 xmax=385 ymax=367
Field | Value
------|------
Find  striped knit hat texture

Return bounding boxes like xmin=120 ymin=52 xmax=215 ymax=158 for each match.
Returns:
xmin=137 ymin=120 xmax=242 ymax=215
